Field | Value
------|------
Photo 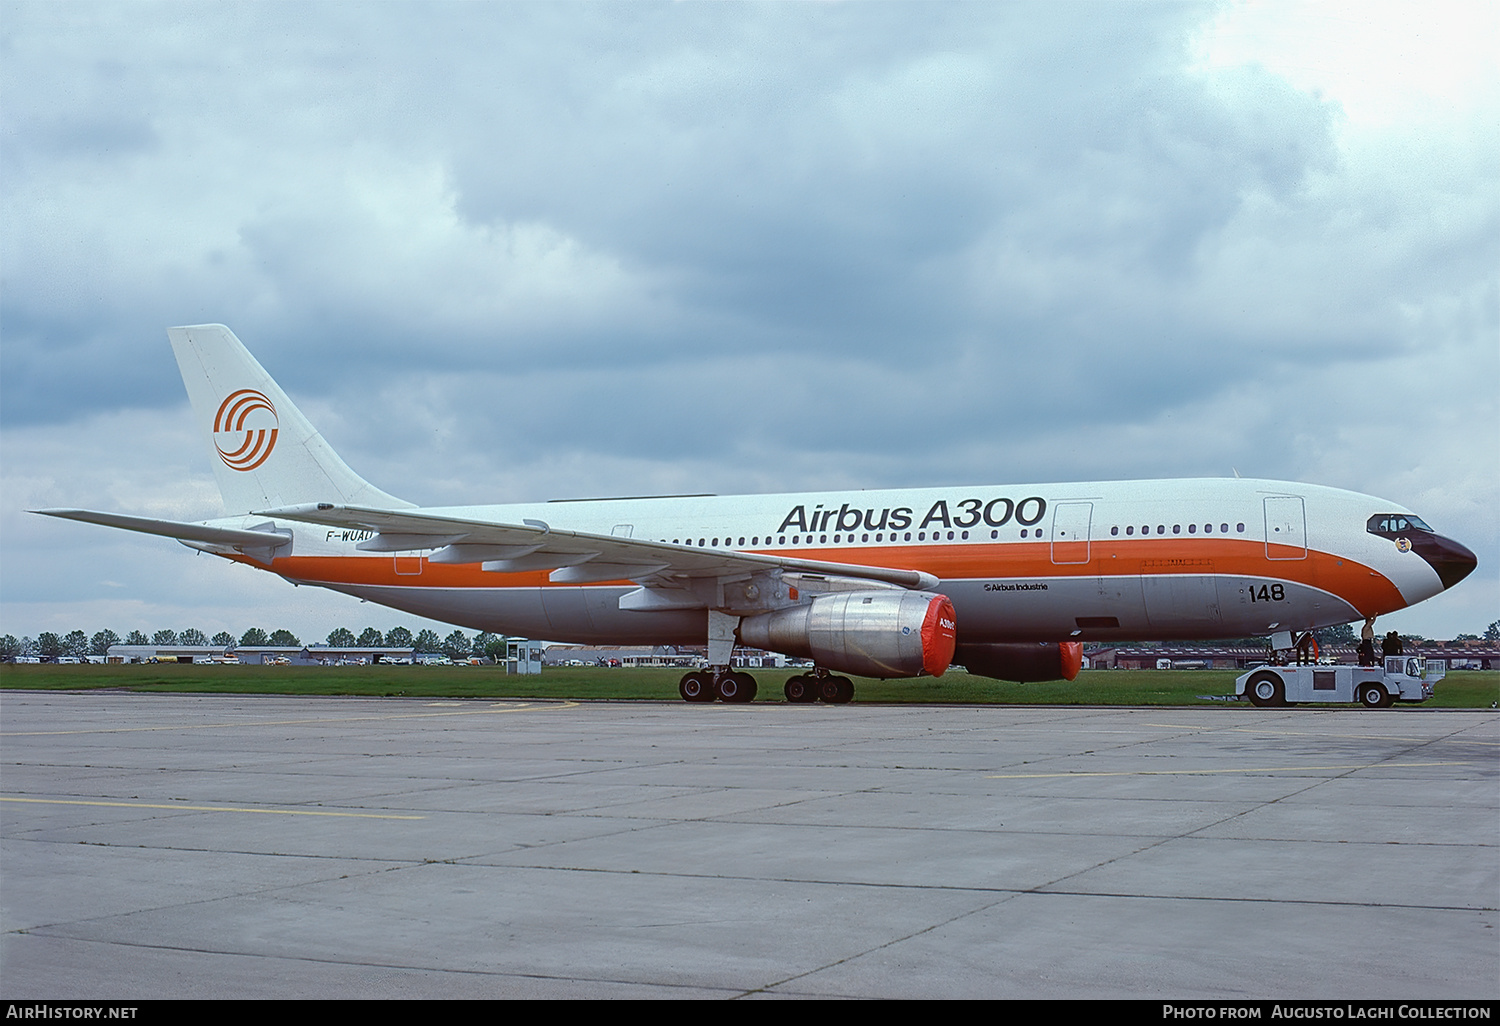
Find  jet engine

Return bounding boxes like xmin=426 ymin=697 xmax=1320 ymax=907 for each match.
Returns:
xmin=737 ymin=591 xmax=957 ymax=679
xmin=955 ymin=642 xmax=1083 ymax=683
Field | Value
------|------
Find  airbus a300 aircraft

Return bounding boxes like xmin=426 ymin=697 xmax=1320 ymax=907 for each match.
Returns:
xmin=38 ymin=325 xmax=1477 ymax=703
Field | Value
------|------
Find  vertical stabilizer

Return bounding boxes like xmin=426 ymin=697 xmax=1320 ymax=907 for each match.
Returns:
xmin=167 ymin=324 xmax=413 ymax=515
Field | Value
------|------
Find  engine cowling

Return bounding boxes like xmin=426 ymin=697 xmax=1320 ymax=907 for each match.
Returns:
xmin=738 ymin=591 xmax=957 ymax=679
xmin=955 ymin=642 xmax=1083 ymax=683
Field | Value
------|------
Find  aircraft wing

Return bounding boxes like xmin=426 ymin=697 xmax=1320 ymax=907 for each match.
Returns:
xmin=256 ymin=503 xmax=940 ymax=592
xmin=32 ymin=509 xmax=291 ymax=562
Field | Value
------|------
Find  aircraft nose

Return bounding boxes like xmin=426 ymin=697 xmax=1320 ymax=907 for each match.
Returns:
xmin=1413 ymin=533 xmax=1478 ymax=590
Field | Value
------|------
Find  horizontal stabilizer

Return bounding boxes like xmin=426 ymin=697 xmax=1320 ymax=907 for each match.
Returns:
xmin=33 ymin=509 xmax=290 ymax=549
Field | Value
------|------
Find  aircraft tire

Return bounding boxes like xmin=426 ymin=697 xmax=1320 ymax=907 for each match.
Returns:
xmin=820 ymin=675 xmax=854 ymax=704
xmin=716 ymin=672 xmax=757 ymax=703
xmin=784 ymin=675 xmax=817 ymax=703
xmin=1245 ymin=671 xmax=1285 ymax=708
xmin=679 ymin=672 xmax=715 ymax=703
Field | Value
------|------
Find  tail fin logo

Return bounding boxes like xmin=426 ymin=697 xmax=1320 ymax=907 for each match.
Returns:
xmin=213 ymin=389 xmax=279 ymax=471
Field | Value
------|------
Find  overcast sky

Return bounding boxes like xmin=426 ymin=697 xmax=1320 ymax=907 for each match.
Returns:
xmin=2 ymin=0 xmax=1496 ymax=646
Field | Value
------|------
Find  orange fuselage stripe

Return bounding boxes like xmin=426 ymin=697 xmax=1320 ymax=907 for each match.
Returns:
xmin=239 ymin=538 xmax=1404 ymax=612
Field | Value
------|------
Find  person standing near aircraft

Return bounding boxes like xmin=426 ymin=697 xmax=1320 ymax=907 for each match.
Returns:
xmin=1295 ymin=631 xmax=1314 ymax=665
xmin=1359 ymin=617 xmax=1378 ymax=666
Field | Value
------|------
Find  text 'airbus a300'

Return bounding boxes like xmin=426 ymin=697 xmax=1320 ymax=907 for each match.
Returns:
xmin=37 ymin=325 xmax=1477 ymax=703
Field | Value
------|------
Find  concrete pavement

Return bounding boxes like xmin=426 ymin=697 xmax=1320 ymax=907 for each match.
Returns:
xmin=2 ymin=692 xmax=1495 ymax=999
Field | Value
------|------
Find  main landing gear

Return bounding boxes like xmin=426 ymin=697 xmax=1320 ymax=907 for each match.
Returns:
xmin=676 ymin=667 xmax=855 ymax=704
xmin=784 ymin=669 xmax=854 ymax=704
xmin=678 ymin=668 xmax=758 ymax=704
xmin=683 ymin=612 xmax=855 ymax=704
xmin=680 ymin=610 xmax=759 ymax=703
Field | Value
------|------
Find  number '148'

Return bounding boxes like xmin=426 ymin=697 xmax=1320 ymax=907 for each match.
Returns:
xmin=1249 ymin=584 xmax=1285 ymax=602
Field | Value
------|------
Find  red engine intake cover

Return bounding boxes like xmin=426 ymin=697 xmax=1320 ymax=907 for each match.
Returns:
xmin=920 ymin=595 xmax=959 ymax=677
xmin=1060 ymin=641 xmax=1083 ymax=681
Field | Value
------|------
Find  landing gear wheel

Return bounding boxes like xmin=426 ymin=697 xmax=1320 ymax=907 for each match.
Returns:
xmin=1245 ymin=671 xmax=1285 ymax=708
xmin=784 ymin=675 xmax=818 ymax=703
xmin=679 ymin=671 xmax=715 ymax=703
xmin=819 ymin=675 xmax=855 ymax=704
xmin=716 ymin=672 xmax=758 ymax=703
xmin=1359 ymin=683 xmax=1392 ymax=709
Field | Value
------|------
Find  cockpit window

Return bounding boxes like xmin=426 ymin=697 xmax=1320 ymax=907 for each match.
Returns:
xmin=1367 ymin=513 xmax=1432 ymax=536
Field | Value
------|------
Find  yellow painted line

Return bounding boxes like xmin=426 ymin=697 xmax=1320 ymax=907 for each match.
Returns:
xmin=985 ymin=761 xmax=1476 ymax=779
xmin=0 ymin=796 xmax=424 ymax=819
xmin=0 ymin=699 xmax=580 ymax=737
xmin=1144 ymin=724 xmax=1500 ymax=747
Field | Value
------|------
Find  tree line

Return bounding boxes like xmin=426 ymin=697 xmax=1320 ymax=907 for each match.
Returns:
xmin=5 ymin=620 xmax=1497 ymax=663
xmin=0 ymin=626 xmax=511 ymax=662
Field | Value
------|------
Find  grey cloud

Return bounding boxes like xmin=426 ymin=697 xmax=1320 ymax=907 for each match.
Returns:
xmin=1 ymin=2 xmax=1353 ymax=426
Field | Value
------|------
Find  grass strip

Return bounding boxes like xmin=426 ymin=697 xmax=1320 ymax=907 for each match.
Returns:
xmin=4 ymin=664 xmax=1495 ymax=707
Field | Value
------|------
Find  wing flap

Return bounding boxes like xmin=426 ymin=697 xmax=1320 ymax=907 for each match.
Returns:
xmin=550 ymin=562 xmax=672 ymax=584
xmin=257 ymin=503 xmax=940 ymax=590
xmin=429 ymin=543 xmax=543 ymax=563
xmin=482 ymin=551 xmax=600 ymax=573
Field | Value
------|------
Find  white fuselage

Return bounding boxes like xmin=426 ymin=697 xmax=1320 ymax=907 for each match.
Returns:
xmin=210 ymin=477 xmax=1446 ymax=645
